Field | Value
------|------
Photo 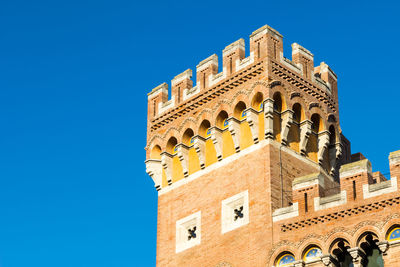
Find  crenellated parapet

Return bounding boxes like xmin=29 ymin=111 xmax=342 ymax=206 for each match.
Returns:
xmin=146 ymin=22 xmax=400 ymax=267
xmin=145 ymin=25 xmax=346 ymax=192
xmin=146 ymin=25 xmax=338 ymax=133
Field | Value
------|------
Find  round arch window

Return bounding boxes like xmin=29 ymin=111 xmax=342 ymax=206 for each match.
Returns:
xmin=276 ymin=253 xmax=295 ymax=266
xmin=387 ymin=226 xmax=400 ymax=241
xmin=303 ymin=246 xmax=322 ymax=262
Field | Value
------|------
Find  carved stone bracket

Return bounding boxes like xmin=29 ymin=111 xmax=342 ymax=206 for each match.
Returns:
xmin=300 ymin=120 xmax=312 ymax=155
xmin=264 ymin=98 xmax=274 ymax=139
xmin=176 ymin=144 xmax=190 ymax=178
xmin=192 ymin=135 xmax=206 ymax=169
xmin=320 ymin=254 xmax=338 ymax=267
xmin=228 ymin=118 xmax=241 ymax=153
xmin=161 ymin=152 xmax=173 ymax=185
xmin=145 ymin=159 xmax=163 ymax=190
xmin=317 ymin=130 xmax=330 ymax=164
xmin=246 ymin=107 xmax=260 ymax=144
xmin=348 ymin=247 xmax=366 ymax=267
xmin=210 ymin=127 xmax=224 ymax=161
xmin=378 ymin=241 xmax=389 ymax=255
xmin=281 ymin=109 xmax=294 ymax=146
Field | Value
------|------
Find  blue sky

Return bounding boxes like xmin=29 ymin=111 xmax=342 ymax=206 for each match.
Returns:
xmin=0 ymin=0 xmax=399 ymax=266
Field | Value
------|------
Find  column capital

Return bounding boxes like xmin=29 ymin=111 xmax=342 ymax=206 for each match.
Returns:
xmin=378 ymin=240 xmax=389 ymax=255
xmin=320 ymin=254 xmax=337 ymax=266
xmin=348 ymin=247 xmax=366 ymax=264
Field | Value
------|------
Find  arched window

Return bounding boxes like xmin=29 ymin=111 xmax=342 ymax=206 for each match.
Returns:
xmin=287 ymin=103 xmax=303 ymax=152
xmin=275 ymin=252 xmax=295 ymax=266
xmin=311 ymin=113 xmax=323 ymax=133
xmin=166 ymin=137 xmax=178 ymax=154
xmin=233 ymin=101 xmax=246 ymax=119
xmin=303 ymin=246 xmax=322 ymax=263
xmin=150 ymin=145 xmax=162 ymax=160
xmin=182 ymin=128 xmax=194 ymax=146
xmin=358 ymin=233 xmax=384 ymax=267
xmin=251 ymin=92 xmax=264 ymax=111
xmin=292 ymin=103 xmax=303 ymax=123
xmin=272 ymin=92 xmax=284 ymax=142
xmin=330 ymin=239 xmax=353 ymax=267
xmin=273 ymin=92 xmax=283 ymax=112
xmin=328 ymin=114 xmax=337 ymax=123
xmin=216 ymin=110 xmax=229 ymax=129
xmin=387 ymin=225 xmax=400 ymax=241
xmin=199 ymin=120 xmax=211 ymax=138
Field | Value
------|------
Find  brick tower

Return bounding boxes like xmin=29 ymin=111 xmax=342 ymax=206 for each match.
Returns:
xmin=145 ymin=25 xmax=400 ymax=267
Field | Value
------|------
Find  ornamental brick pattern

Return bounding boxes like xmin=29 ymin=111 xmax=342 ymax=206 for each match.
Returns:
xmin=145 ymin=25 xmax=400 ymax=267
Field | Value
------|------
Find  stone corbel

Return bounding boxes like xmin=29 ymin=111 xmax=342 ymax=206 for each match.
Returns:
xmin=348 ymin=247 xmax=366 ymax=267
xmin=281 ymin=109 xmax=294 ymax=146
xmin=192 ymin=135 xmax=206 ymax=169
xmin=378 ymin=241 xmax=389 ymax=255
xmin=300 ymin=120 xmax=312 ymax=155
xmin=161 ymin=152 xmax=173 ymax=185
xmin=329 ymin=142 xmax=343 ymax=175
xmin=145 ymin=159 xmax=163 ymax=191
xmin=320 ymin=254 xmax=338 ymax=267
xmin=228 ymin=117 xmax=241 ymax=153
xmin=176 ymin=144 xmax=190 ymax=178
xmin=318 ymin=131 xmax=330 ymax=165
xmin=246 ymin=107 xmax=260 ymax=144
xmin=210 ymin=127 xmax=224 ymax=161
xmin=264 ymin=98 xmax=274 ymax=139
xmin=335 ymin=142 xmax=342 ymax=159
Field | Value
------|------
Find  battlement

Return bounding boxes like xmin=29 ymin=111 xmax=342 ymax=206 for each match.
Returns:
xmin=146 ymin=23 xmax=400 ymax=267
xmin=146 ymin=25 xmax=338 ymax=123
xmin=272 ymin=150 xmax=400 ymax=226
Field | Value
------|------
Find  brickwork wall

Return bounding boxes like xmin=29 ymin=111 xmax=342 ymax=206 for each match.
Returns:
xmin=145 ymin=25 xmax=400 ymax=267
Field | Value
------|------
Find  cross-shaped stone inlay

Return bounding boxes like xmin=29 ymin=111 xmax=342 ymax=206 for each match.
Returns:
xmin=187 ymin=226 xmax=197 ymax=240
xmin=234 ymin=206 xmax=244 ymax=221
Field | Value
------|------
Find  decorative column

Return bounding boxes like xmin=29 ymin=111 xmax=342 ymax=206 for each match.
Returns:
xmin=145 ymin=159 xmax=163 ymax=191
xmin=281 ymin=109 xmax=294 ymax=146
xmin=300 ymin=120 xmax=312 ymax=155
xmin=317 ymin=131 xmax=330 ymax=164
xmin=264 ymin=98 xmax=274 ymax=139
xmin=161 ymin=152 xmax=173 ymax=185
xmin=210 ymin=127 xmax=224 ymax=161
xmin=228 ymin=118 xmax=241 ymax=153
xmin=246 ymin=108 xmax=260 ymax=144
xmin=192 ymin=135 xmax=206 ymax=169
xmin=177 ymin=144 xmax=190 ymax=178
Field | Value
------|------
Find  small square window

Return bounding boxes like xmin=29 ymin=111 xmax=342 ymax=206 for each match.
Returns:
xmin=221 ymin=190 xmax=249 ymax=234
xmin=176 ymin=211 xmax=201 ymax=253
